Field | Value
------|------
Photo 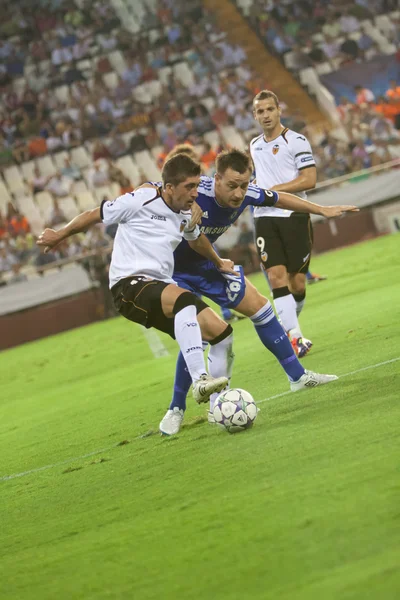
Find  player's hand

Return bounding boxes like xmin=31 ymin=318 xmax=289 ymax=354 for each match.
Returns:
xmin=36 ymin=228 xmax=63 ymax=254
xmin=189 ymin=201 xmax=203 ymax=228
xmin=321 ymin=205 xmax=359 ymax=218
xmin=217 ymin=259 xmax=240 ymax=276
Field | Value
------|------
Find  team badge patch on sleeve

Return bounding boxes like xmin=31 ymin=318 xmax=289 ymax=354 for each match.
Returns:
xmin=272 ymin=145 xmax=280 ymax=155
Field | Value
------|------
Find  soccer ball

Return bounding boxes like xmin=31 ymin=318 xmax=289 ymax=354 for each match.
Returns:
xmin=213 ymin=388 xmax=258 ymax=433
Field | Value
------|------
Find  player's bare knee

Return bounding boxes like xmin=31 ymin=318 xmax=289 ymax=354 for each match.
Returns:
xmin=268 ymin=266 xmax=288 ymax=289
xmin=236 ymin=281 xmax=268 ymax=317
xmin=197 ymin=308 xmax=230 ymax=342
xmin=289 ymin=273 xmax=306 ymax=295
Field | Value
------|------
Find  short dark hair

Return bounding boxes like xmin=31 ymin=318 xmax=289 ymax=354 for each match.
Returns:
xmin=253 ymin=90 xmax=279 ymax=109
xmin=216 ymin=149 xmax=253 ymax=176
xmin=162 ymin=154 xmax=201 ymax=187
xmin=165 ymin=143 xmax=199 ymax=163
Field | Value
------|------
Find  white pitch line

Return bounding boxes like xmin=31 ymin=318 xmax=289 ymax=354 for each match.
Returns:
xmin=140 ymin=325 xmax=169 ymax=358
xmin=257 ymin=356 xmax=400 ymax=407
xmin=1 ymin=356 xmax=399 ymax=483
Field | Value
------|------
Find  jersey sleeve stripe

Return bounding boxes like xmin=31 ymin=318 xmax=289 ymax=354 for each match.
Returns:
xmin=298 ymin=164 xmax=316 ymax=171
xmin=295 ymin=151 xmax=313 ymax=157
xmin=100 ymin=198 xmax=107 ymax=220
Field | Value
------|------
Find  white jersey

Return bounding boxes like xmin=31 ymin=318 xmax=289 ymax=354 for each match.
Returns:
xmin=250 ymin=127 xmax=316 ymax=218
xmin=101 ymin=188 xmax=200 ymax=288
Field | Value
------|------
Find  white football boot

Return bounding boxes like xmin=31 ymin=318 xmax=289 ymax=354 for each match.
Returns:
xmin=290 ymin=370 xmax=338 ymax=392
xmin=192 ymin=374 xmax=228 ymax=404
xmin=159 ymin=407 xmax=184 ymax=435
xmin=207 ymin=411 xmax=215 ymax=424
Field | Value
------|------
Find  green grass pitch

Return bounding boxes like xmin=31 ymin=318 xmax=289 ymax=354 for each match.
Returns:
xmin=1 ymin=234 xmax=400 ymax=600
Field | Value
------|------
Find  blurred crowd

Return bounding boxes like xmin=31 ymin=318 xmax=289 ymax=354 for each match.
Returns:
xmin=1 ymin=0 xmax=399 ymax=286
xmin=238 ymin=0 xmax=399 ymax=65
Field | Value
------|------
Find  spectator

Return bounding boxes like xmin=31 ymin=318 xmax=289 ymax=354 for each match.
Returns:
xmin=7 ymin=262 xmax=28 ymax=284
xmin=92 ymin=140 xmax=111 ymax=161
xmin=339 ymin=10 xmax=360 ymax=34
xmin=46 ymin=172 xmax=73 ymax=198
xmin=61 ymin=157 xmax=81 ymax=181
xmin=30 ymin=166 xmax=51 ymax=194
xmin=201 ymin=142 xmax=217 ymax=171
xmin=89 ymin=162 xmax=110 ymax=188
xmin=48 ymin=198 xmax=67 ymax=227
xmin=9 ymin=211 xmax=31 ymax=237
xmin=340 ymin=34 xmax=360 ymax=61
xmin=355 ymin=85 xmax=375 ymax=105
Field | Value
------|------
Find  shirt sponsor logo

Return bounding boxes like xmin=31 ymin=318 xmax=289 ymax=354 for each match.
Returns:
xmin=301 ymin=156 xmax=314 ymax=163
xmin=200 ymin=225 xmax=229 ymax=235
xmin=151 ymin=214 xmax=166 ymax=221
xmin=272 ymin=144 xmax=280 ymax=155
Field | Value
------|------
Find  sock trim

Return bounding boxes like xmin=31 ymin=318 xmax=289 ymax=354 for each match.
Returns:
xmin=272 ymin=286 xmax=291 ymax=300
xmin=293 ymin=291 xmax=306 ymax=303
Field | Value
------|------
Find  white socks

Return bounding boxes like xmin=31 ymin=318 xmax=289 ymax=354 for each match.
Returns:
xmin=208 ymin=333 xmax=234 ymax=411
xmin=273 ymin=289 xmax=302 ymax=336
xmin=174 ymin=305 xmax=206 ymax=383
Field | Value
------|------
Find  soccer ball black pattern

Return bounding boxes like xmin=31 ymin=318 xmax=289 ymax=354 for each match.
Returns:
xmin=213 ymin=388 xmax=258 ymax=433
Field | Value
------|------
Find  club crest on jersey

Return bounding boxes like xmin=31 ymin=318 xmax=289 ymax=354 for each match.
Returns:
xmin=180 ymin=219 xmax=188 ymax=232
xmin=261 ymin=251 xmax=268 ymax=262
xmin=272 ymin=145 xmax=280 ymax=155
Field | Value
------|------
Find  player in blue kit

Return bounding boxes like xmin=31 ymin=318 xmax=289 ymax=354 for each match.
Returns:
xmin=142 ymin=149 xmax=357 ymax=435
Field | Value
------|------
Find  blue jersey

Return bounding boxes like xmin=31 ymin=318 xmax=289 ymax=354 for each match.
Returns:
xmin=173 ymin=176 xmax=278 ymax=272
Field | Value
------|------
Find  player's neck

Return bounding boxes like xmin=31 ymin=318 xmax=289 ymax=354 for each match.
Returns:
xmin=263 ymin=123 xmax=284 ymax=142
xmin=161 ymin=190 xmax=179 ymax=213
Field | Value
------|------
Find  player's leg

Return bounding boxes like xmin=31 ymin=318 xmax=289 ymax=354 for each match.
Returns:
xmin=234 ymin=278 xmax=305 ymax=383
xmin=161 ymin=286 xmax=229 ymax=398
xmin=255 ymin=217 xmax=304 ymax=342
xmin=159 ymin=288 xmax=233 ymax=434
xmin=285 ymin=215 xmax=313 ymax=356
xmin=234 ymin=278 xmax=337 ymax=389
xmin=289 ymin=272 xmax=307 ymax=317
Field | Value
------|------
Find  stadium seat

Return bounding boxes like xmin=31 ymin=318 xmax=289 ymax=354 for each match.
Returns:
xmin=55 ymin=85 xmax=70 ymax=103
xmin=93 ymin=186 xmax=114 ymax=203
xmin=103 ymin=71 xmax=119 ymax=89
xmin=71 ymin=180 xmax=88 ymax=195
xmin=0 ymin=179 xmax=12 ymax=214
xmin=35 ymin=191 xmax=54 ymax=221
xmin=17 ymin=195 xmax=45 ymax=234
xmin=58 ymin=196 xmax=79 ymax=220
xmin=3 ymin=166 xmax=26 ymax=195
xmin=116 ymin=156 xmax=142 ymax=186
xmin=220 ymin=126 xmax=246 ymax=150
xmin=53 ymin=151 xmax=70 ymax=170
xmin=203 ymin=130 xmax=222 ymax=149
xmin=134 ymin=150 xmax=161 ymax=181
xmin=37 ymin=156 xmax=57 ymax=177
xmin=76 ymin=191 xmax=97 ymax=211
xmin=315 ymin=63 xmax=333 ymax=75
xmin=20 ymin=160 xmax=36 ymax=182
xmin=71 ymin=146 xmax=92 ymax=169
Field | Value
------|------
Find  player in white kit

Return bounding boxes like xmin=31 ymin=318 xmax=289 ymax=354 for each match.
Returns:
xmin=37 ymin=154 xmax=241 ymax=408
xmin=251 ymin=90 xmax=318 ymax=358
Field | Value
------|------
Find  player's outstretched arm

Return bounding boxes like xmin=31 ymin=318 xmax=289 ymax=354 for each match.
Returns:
xmin=37 ymin=207 xmax=102 ymax=253
xmin=188 ymin=234 xmax=239 ymax=275
xmin=274 ymin=192 xmax=359 ymax=218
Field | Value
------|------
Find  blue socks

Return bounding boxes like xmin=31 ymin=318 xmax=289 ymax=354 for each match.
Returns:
xmin=221 ymin=307 xmax=233 ymax=320
xmin=169 ymin=351 xmax=192 ymax=411
xmin=250 ymin=302 xmax=305 ymax=382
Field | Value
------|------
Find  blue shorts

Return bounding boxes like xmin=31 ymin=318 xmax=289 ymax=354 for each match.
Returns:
xmin=173 ymin=264 xmax=246 ymax=309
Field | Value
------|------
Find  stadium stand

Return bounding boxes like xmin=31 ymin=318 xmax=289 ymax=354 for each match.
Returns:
xmin=1 ymin=0 xmax=399 ymax=286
